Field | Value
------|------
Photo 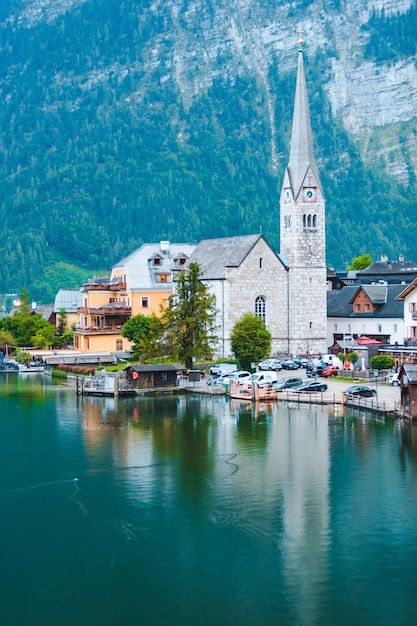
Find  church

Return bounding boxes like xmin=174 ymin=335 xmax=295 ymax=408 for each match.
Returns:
xmin=187 ymin=42 xmax=328 ymax=359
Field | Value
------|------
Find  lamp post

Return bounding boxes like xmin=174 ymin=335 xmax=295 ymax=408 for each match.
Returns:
xmin=374 ymin=369 xmax=379 ymax=398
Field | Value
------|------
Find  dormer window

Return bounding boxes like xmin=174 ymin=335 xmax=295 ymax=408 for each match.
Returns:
xmin=156 ymin=274 xmax=169 ymax=283
xmin=153 ymin=257 xmax=161 ymax=266
xmin=174 ymin=254 xmax=188 ymax=266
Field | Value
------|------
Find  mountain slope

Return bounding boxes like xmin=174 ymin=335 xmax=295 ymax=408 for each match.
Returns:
xmin=0 ymin=0 xmax=416 ymax=300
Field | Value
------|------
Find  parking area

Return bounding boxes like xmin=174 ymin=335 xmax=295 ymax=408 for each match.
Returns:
xmin=182 ymin=371 xmax=401 ymax=411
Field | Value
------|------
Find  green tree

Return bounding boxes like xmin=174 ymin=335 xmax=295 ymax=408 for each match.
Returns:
xmin=57 ymin=309 xmax=68 ymax=336
xmin=16 ymin=350 xmax=31 ymax=367
xmin=230 ymin=312 xmax=271 ymax=371
xmin=347 ymin=351 xmax=359 ymax=365
xmin=19 ymin=286 xmax=31 ymax=318
xmin=0 ymin=330 xmax=16 ymax=354
xmin=31 ymin=323 xmax=58 ymax=349
xmin=160 ymin=262 xmax=217 ymax=369
xmin=58 ymin=324 xmax=75 ymax=348
xmin=122 ymin=314 xmax=163 ymax=362
xmin=348 ymin=254 xmax=373 ymax=270
xmin=370 ymin=355 xmax=395 ymax=370
xmin=1 ymin=312 xmax=56 ymax=348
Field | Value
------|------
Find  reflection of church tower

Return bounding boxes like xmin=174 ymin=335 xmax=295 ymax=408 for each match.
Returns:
xmin=280 ymin=37 xmax=327 ymax=357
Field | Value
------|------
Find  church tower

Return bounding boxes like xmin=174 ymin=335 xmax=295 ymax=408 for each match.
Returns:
xmin=280 ymin=36 xmax=327 ymax=357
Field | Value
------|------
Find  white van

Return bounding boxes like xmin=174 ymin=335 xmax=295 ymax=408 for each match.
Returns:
xmin=321 ymin=354 xmax=343 ymax=368
xmin=209 ymin=363 xmax=238 ymax=376
xmin=247 ymin=371 xmax=278 ymax=387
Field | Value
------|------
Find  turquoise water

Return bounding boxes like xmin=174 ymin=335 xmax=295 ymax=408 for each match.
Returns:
xmin=1 ymin=374 xmax=417 ymax=625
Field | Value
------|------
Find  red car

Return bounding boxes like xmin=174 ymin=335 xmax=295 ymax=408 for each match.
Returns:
xmin=322 ymin=367 xmax=339 ymax=378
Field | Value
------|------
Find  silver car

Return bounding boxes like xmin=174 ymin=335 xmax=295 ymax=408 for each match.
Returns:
xmin=258 ymin=359 xmax=282 ymax=371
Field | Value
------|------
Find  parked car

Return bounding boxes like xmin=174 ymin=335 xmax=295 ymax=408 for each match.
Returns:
xmin=258 ymin=358 xmax=282 ymax=371
xmin=344 ymin=385 xmax=376 ymax=398
xmin=272 ymin=377 xmax=303 ymax=391
xmin=212 ymin=373 xmax=233 ymax=386
xmin=387 ymin=372 xmax=400 ymax=386
xmin=293 ymin=358 xmax=309 ymax=368
xmin=293 ymin=381 xmax=327 ymax=393
xmin=209 ymin=363 xmax=238 ymax=376
xmin=280 ymin=359 xmax=299 ymax=370
xmin=225 ymin=371 xmax=251 ymax=385
xmin=306 ymin=365 xmax=324 ymax=377
xmin=322 ymin=367 xmax=339 ymax=378
xmin=206 ymin=375 xmax=221 ymax=386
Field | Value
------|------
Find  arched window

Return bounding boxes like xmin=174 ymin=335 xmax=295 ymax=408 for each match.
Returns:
xmin=255 ymin=296 xmax=266 ymax=323
xmin=307 ymin=214 xmax=312 ymax=227
xmin=313 ymin=214 xmax=317 ymax=227
xmin=303 ymin=214 xmax=306 ymax=227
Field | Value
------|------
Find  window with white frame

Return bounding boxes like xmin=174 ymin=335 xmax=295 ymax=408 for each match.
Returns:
xmin=255 ymin=296 xmax=266 ymax=322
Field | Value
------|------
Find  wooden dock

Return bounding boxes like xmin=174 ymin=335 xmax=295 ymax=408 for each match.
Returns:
xmin=75 ymin=374 xmax=136 ymax=397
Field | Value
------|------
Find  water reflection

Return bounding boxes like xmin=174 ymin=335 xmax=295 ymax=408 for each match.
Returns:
xmin=3 ymin=379 xmax=417 ymax=625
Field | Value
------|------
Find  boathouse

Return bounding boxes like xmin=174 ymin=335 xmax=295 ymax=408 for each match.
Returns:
xmin=398 ymin=363 xmax=417 ymax=420
xmin=125 ymin=364 xmax=185 ymax=389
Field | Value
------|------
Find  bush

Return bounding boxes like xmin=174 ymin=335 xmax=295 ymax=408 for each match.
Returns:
xmin=370 ymin=355 xmax=395 ymax=370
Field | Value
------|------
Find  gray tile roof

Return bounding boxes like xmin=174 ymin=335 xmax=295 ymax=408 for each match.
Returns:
xmin=327 ymin=284 xmax=405 ymax=318
xmin=358 ymin=260 xmax=417 ymax=275
xmin=129 ymin=364 xmax=186 ymax=372
xmin=54 ymin=289 xmax=82 ymax=313
xmin=361 ymin=285 xmax=388 ymax=304
xmin=187 ymin=234 xmax=278 ymax=279
xmin=402 ymin=363 xmax=417 ymax=383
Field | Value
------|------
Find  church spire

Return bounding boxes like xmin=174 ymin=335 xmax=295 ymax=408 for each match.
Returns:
xmin=286 ymin=39 xmax=322 ymax=200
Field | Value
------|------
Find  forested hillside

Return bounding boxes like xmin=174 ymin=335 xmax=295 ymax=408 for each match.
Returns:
xmin=0 ymin=0 xmax=416 ymax=302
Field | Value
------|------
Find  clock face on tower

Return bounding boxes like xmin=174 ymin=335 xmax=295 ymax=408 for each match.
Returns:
xmin=303 ymin=187 xmax=317 ymax=203
xmin=283 ymin=188 xmax=292 ymax=203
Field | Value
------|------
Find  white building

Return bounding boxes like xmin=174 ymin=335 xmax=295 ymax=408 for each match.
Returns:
xmin=327 ymin=284 xmax=404 ymax=349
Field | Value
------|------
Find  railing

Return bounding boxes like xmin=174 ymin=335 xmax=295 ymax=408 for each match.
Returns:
xmin=77 ymin=305 xmax=131 ymax=315
xmin=82 ymin=282 xmax=127 ymax=291
xmin=75 ymin=326 xmax=124 ymax=334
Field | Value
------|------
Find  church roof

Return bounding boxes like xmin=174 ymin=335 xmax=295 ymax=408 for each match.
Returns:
xmin=186 ymin=234 xmax=283 ymax=280
xmin=286 ymin=50 xmax=323 ymax=199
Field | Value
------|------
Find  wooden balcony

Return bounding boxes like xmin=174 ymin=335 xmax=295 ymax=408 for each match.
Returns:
xmin=75 ymin=326 xmax=124 ymax=335
xmin=82 ymin=281 xmax=127 ymax=291
xmin=77 ymin=305 xmax=131 ymax=316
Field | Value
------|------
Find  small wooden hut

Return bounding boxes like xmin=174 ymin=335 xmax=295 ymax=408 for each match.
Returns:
xmin=399 ymin=363 xmax=417 ymax=420
xmin=125 ymin=364 xmax=185 ymax=389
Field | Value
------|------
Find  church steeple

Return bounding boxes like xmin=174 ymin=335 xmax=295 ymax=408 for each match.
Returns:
xmin=279 ymin=36 xmax=327 ymax=358
xmin=286 ymin=46 xmax=322 ymax=200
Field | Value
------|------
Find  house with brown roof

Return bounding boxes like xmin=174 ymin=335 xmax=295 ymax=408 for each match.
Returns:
xmin=327 ymin=284 xmax=404 ymax=349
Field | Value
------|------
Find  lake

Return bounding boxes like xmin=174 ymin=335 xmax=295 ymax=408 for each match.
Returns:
xmin=1 ymin=373 xmax=417 ymax=625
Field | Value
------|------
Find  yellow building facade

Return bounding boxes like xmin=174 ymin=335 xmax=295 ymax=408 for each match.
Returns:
xmin=73 ymin=241 xmax=196 ymax=354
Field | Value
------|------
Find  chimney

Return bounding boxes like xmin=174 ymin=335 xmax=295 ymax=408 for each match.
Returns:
xmin=160 ymin=241 xmax=170 ymax=254
xmin=399 ymin=253 xmax=404 ymax=263
xmin=380 ymin=253 xmax=388 ymax=263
